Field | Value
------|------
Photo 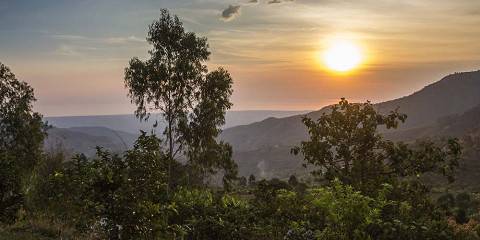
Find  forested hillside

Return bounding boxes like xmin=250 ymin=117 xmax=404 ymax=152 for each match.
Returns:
xmin=222 ymin=71 xmax=480 ymax=178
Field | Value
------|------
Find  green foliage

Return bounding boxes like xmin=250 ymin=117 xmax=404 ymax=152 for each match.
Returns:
xmin=9 ymin=114 xmax=479 ymax=240
xmin=0 ymin=62 xmax=46 ymax=223
xmin=169 ymin=188 xmax=257 ymax=239
xmin=30 ymin=133 xmax=170 ymax=239
xmin=310 ymin=179 xmax=381 ymax=240
xmin=292 ymin=98 xmax=462 ymax=195
xmin=0 ymin=154 xmax=22 ymax=224
xmin=438 ymin=192 xmax=480 ymax=224
xmin=183 ymin=69 xmax=237 ymax=186
xmin=124 ymin=9 xmax=237 ymax=191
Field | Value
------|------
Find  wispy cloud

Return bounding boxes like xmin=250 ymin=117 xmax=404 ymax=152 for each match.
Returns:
xmin=268 ymin=0 xmax=294 ymax=4
xmin=51 ymin=34 xmax=145 ymax=45
xmin=52 ymin=34 xmax=89 ymax=42
xmin=53 ymin=44 xmax=82 ymax=56
xmin=50 ymin=34 xmax=145 ymax=59
xmin=49 ymin=33 xmax=146 ymax=57
xmin=103 ymin=36 xmax=145 ymax=44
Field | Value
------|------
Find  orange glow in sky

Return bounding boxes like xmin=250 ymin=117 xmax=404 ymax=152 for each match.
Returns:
xmin=2 ymin=1 xmax=480 ymax=116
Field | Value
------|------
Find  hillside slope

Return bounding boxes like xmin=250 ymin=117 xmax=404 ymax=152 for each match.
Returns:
xmin=45 ymin=127 xmax=137 ymax=156
xmin=45 ymin=110 xmax=309 ymax=134
xmin=221 ymin=70 xmax=480 ymax=153
xmin=221 ymin=70 xmax=480 ymax=178
xmin=386 ymin=103 xmax=480 ymax=142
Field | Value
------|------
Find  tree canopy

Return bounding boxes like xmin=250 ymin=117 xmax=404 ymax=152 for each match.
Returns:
xmin=0 ymin=62 xmax=46 ymax=223
xmin=125 ymin=9 xmax=236 ymax=190
xmin=293 ymin=98 xmax=461 ymax=194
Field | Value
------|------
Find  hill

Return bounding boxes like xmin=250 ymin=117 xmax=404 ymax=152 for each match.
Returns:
xmin=45 ymin=127 xmax=137 ymax=156
xmin=386 ymin=103 xmax=480 ymax=142
xmin=43 ymin=111 xmax=309 ymax=157
xmin=221 ymin=70 xmax=480 ymax=178
xmin=42 ymin=71 xmax=480 ymax=179
xmin=386 ymin=104 xmax=480 ymax=191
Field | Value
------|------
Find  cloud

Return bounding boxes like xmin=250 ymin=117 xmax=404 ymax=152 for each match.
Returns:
xmin=268 ymin=0 xmax=294 ymax=4
xmin=103 ymin=36 xmax=145 ymax=44
xmin=54 ymin=44 xmax=82 ymax=56
xmin=219 ymin=0 xmax=295 ymax=22
xmin=51 ymin=34 xmax=88 ymax=40
xmin=51 ymin=34 xmax=144 ymax=45
xmin=221 ymin=5 xmax=241 ymax=21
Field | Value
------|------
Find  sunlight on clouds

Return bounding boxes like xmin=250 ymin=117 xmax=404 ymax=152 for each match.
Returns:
xmin=2 ymin=0 xmax=480 ymax=115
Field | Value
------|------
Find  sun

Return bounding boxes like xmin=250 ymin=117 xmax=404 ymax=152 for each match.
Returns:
xmin=322 ymin=40 xmax=363 ymax=73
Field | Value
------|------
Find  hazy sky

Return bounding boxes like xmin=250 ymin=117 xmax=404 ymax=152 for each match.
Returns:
xmin=1 ymin=0 xmax=480 ymax=116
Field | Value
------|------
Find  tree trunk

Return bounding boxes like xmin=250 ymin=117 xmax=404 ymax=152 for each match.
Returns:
xmin=167 ymin=115 xmax=173 ymax=198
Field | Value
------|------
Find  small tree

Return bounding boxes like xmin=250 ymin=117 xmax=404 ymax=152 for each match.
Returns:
xmin=0 ymin=62 xmax=46 ymax=223
xmin=248 ymin=174 xmax=256 ymax=186
xmin=238 ymin=176 xmax=247 ymax=187
xmin=288 ymin=175 xmax=298 ymax=186
xmin=124 ymin=9 xmax=236 ymax=192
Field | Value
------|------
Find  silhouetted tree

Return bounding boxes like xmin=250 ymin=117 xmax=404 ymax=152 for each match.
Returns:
xmin=0 ymin=62 xmax=46 ymax=223
xmin=124 ymin=9 xmax=236 ymax=192
xmin=248 ymin=174 xmax=256 ymax=186
xmin=288 ymin=175 xmax=298 ymax=186
xmin=238 ymin=176 xmax=247 ymax=187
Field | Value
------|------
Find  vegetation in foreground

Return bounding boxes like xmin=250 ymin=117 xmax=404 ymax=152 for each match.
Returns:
xmin=1 ymin=8 xmax=480 ymax=240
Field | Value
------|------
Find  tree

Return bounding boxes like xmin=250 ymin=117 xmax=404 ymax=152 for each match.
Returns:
xmin=0 ymin=62 xmax=46 ymax=223
xmin=181 ymin=68 xmax=237 ymax=187
xmin=87 ymin=133 xmax=169 ymax=239
xmin=248 ymin=174 xmax=256 ymax=186
xmin=238 ymin=176 xmax=247 ymax=187
xmin=288 ymin=175 xmax=298 ymax=186
xmin=292 ymin=98 xmax=461 ymax=194
xmin=124 ymin=9 xmax=236 ymax=192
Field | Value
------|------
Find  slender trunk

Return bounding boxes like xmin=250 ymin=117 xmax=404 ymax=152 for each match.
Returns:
xmin=167 ymin=116 xmax=173 ymax=198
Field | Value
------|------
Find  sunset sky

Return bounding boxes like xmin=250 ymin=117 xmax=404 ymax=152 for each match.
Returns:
xmin=1 ymin=0 xmax=480 ymax=116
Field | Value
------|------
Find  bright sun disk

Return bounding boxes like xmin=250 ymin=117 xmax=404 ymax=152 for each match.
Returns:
xmin=322 ymin=40 xmax=363 ymax=72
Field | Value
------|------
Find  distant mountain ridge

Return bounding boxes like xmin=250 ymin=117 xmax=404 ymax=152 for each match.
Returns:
xmin=220 ymin=70 xmax=480 ymax=178
xmin=43 ymin=110 xmax=309 ymax=157
xmin=220 ymin=70 xmax=480 ymax=152
xmin=376 ymin=70 xmax=480 ymax=129
xmin=45 ymin=110 xmax=310 ymax=135
xmin=43 ymin=70 xmax=480 ymax=179
xmin=386 ymin=103 xmax=480 ymax=142
xmin=45 ymin=127 xmax=137 ymax=157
